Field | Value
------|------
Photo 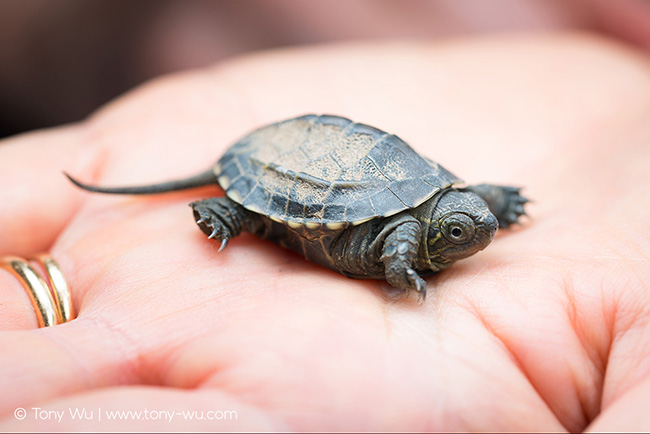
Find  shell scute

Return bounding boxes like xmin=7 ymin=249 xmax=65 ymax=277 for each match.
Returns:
xmin=215 ymin=114 xmax=460 ymax=226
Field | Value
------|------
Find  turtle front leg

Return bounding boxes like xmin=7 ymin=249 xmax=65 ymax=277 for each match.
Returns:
xmin=461 ymin=184 xmax=529 ymax=229
xmin=190 ymin=197 xmax=262 ymax=251
xmin=380 ymin=219 xmax=427 ymax=300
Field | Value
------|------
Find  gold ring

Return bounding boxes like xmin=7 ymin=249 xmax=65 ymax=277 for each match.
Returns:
xmin=31 ymin=255 xmax=75 ymax=323
xmin=0 ymin=255 xmax=74 ymax=327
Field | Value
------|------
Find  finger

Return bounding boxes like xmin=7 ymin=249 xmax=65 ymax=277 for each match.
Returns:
xmin=0 ymin=271 xmax=40 ymax=330
xmin=586 ymin=375 xmax=650 ymax=432
xmin=0 ymin=318 xmax=144 ymax=418
xmin=0 ymin=126 xmax=88 ymax=256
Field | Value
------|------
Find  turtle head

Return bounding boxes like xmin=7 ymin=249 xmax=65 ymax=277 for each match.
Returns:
xmin=424 ymin=189 xmax=498 ymax=270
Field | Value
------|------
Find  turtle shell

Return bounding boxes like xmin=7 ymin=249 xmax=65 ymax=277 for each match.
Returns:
xmin=214 ymin=114 xmax=462 ymax=228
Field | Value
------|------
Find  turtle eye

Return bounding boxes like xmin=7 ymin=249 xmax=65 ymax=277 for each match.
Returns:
xmin=441 ymin=213 xmax=475 ymax=244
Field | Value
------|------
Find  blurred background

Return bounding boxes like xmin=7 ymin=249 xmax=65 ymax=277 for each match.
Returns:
xmin=1 ymin=0 xmax=649 ymax=139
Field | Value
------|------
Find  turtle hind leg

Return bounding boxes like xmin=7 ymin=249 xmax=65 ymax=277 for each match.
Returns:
xmin=461 ymin=184 xmax=529 ymax=229
xmin=190 ymin=197 xmax=262 ymax=250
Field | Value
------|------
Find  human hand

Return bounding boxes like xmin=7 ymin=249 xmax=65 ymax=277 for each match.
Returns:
xmin=1 ymin=33 xmax=649 ymax=431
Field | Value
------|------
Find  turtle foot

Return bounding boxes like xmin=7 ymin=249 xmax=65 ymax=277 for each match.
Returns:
xmin=495 ymin=186 xmax=529 ymax=229
xmin=190 ymin=198 xmax=243 ymax=249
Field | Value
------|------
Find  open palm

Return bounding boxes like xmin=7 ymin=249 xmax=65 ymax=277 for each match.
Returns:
xmin=1 ymin=34 xmax=650 ymax=432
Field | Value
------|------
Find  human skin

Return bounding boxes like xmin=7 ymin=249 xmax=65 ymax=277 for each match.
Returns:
xmin=1 ymin=33 xmax=650 ymax=431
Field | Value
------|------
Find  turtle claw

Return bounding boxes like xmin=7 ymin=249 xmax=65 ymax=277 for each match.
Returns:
xmin=218 ymin=239 xmax=229 ymax=252
xmin=208 ymin=228 xmax=220 ymax=240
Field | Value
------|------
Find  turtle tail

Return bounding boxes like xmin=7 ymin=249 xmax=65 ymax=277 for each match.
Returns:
xmin=65 ymin=169 xmax=218 ymax=195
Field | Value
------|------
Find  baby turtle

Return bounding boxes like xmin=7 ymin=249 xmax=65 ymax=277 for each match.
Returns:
xmin=67 ymin=114 xmax=528 ymax=299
